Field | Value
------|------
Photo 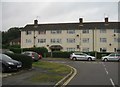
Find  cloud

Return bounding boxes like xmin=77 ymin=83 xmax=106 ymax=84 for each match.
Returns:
xmin=2 ymin=2 xmax=118 ymax=31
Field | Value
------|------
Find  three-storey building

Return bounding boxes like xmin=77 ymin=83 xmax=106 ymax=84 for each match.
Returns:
xmin=21 ymin=18 xmax=119 ymax=52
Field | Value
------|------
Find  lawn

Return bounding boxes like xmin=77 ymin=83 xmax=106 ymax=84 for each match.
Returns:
xmin=31 ymin=61 xmax=71 ymax=83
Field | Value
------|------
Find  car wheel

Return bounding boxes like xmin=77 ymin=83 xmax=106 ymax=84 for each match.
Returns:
xmin=88 ymin=58 xmax=92 ymax=61
xmin=104 ymin=58 xmax=108 ymax=62
xmin=72 ymin=57 xmax=77 ymax=61
xmin=118 ymin=59 xmax=120 ymax=62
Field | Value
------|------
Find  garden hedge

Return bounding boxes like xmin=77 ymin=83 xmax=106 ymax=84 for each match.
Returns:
xmin=51 ymin=51 xmax=111 ymax=59
xmin=5 ymin=53 xmax=32 ymax=69
xmin=9 ymin=47 xmax=48 ymax=57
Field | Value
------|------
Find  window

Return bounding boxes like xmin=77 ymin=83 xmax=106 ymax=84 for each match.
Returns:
xmin=82 ymin=29 xmax=89 ymax=33
xmin=51 ymin=39 xmax=61 ymax=43
xmin=114 ymin=29 xmax=120 ymax=33
xmin=82 ymin=38 xmax=89 ymax=43
xmin=67 ymin=48 xmax=75 ymax=52
xmin=100 ymin=38 xmax=107 ymax=43
xmin=38 ymin=30 xmax=46 ymax=34
xmin=38 ymin=39 xmax=46 ymax=43
xmin=82 ymin=48 xmax=89 ymax=52
xmin=26 ymin=39 xmax=31 ymax=43
xmin=26 ymin=31 xmax=31 ymax=35
xmin=51 ymin=30 xmax=62 ymax=34
xmin=100 ymin=29 xmax=106 ymax=33
xmin=67 ymin=38 xmax=75 ymax=43
xmin=100 ymin=48 xmax=107 ymax=52
xmin=114 ymin=38 xmax=120 ymax=43
xmin=67 ymin=30 xmax=75 ymax=34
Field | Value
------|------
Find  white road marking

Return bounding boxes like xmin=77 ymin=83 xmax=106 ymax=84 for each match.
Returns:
xmin=104 ymin=68 xmax=108 ymax=75
xmin=110 ymin=78 xmax=116 ymax=87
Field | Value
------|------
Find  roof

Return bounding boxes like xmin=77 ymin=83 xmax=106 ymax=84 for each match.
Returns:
xmin=22 ymin=22 xmax=120 ymax=31
xmin=10 ymin=38 xmax=21 ymax=43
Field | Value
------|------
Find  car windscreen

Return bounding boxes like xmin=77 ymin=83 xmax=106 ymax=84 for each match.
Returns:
xmin=1 ymin=54 xmax=13 ymax=61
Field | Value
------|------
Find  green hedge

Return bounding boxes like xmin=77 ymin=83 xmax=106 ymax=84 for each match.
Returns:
xmin=22 ymin=47 xmax=48 ymax=57
xmin=9 ymin=47 xmax=48 ymax=57
xmin=5 ymin=53 xmax=32 ymax=69
xmin=52 ymin=51 xmax=73 ymax=58
xmin=51 ymin=51 xmax=111 ymax=59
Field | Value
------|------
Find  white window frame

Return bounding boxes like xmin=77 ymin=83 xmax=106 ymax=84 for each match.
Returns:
xmin=100 ymin=38 xmax=107 ymax=43
xmin=26 ymin=31 xmax=32 ymax=35
xmin=67 ymin=38 xmax=75 ymax=43
xmin=51 ymin=30 xmax=62 ymax=34
xmin=26 ymin=39 xmax=32 ymax=43
xmin=51 ymin=39 xmax=62 ymax=43
xmin=67 ymin=30 xmax=75 ymax=34
xmin=38 ymin=39 xmax=46 ymax=43
xmin=82 ymin=38 xmax=89 ymax=43
xmin=82 ymin=29 xmax=89 ymax=34
xmin=38 ymin=30 xmax=46 ymax=34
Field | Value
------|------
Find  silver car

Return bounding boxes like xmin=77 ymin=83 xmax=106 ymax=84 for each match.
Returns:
xmin=70 ymin=53 xmax=96 ymax=61
xmin=102 ymin=53 xmax=120 ymax=62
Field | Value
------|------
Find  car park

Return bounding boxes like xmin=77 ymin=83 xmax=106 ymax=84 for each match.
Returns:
xmin=101 ymin=53 xmax=120 ymax=62
xmin=70 ymin=52 xmax=96 ymax=61
xmin=0 ymin=54 xmax=22 ymax=73
xmin=21 ymin=51 xmax=40 ymax=61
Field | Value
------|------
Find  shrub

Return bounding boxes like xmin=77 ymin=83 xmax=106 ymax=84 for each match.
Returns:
xmin=52 ymin=51 xmax=73 ymax=58
xmin=5 ymin=53 xmax=32 ymax=69
xmin=9 ymin=47 xmax=48 ymax=57
xmin=51 ymin=51 xmax=111 ymax=59
xmin=9 ymin=48 xmax=21 ymax=53
xmin=22 ymin=47 xmax=48 ymax=57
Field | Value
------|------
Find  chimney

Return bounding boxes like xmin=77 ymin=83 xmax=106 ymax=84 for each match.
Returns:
xmin=79 ymin=18 xmax=83 ymax=23
xmin=34 ymin=20 xmax=38 ymax=25
xmin=79 ymin=18 xmax=83 ymax=26
xmin=105 ymin=17 xmax=108 ymax=24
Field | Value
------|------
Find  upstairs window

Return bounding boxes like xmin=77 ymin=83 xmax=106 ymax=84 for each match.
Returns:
xmin=67 ymin=38 xmax=75 ymax=43
xmin=51 ymin=30 xmax=62 ymax=34
xmin=51 ymin=39 xmax=62 ymax=43
xmin=100 ymin=38 xmax=107 ymax=43
xmin=38 ymin=39 xmax=46 ymax=43
xmin=38 ymin=30 xmax=46 ymax=34
xmin=82 ymin=38 xmax=89 ymax=43
xmin=26 ymin=31 xmax=31 ymax=35
xmin=82 ymin=29 xmax=89 ymax=34
xmin=26 ymin=39 xmax=31 ymax=43
xmin=100 ymin=29 xmax=106 ymax=33
xmin=114 ymin=29 xmax=120 ymax=33
xmin=67 ymin=30 xmax=75 ymax=34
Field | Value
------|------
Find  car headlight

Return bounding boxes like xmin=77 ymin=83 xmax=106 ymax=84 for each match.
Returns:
xmin=7 ymin=62 xmax=14 ymax=65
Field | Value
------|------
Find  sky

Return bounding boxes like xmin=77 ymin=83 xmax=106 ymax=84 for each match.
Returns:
xmin=1 ymin=0 xmax=120 ymax=31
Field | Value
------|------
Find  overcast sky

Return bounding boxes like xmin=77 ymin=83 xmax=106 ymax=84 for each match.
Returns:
xmin=1 ymin=0 xmax=120 ymax=31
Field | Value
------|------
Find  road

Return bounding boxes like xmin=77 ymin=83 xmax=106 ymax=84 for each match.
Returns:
xmin=1 ymin=58 xmax=120 ymax=87
xmin=66 ymin=61 xmax=119 ymax=87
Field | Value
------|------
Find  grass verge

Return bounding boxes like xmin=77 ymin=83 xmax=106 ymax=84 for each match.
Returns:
xmin=31 ymin=61 xmax=71 ymax=83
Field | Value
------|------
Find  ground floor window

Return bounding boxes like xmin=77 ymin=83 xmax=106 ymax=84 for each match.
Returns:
xmin=67 ymin=48 xmax=75 ymax=52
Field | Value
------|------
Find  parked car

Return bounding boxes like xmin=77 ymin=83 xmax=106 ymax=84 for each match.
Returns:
xmin=21 ymin=51 xmax=40 ymax=61
xmin=70 ymin=52 xmax=96 ymax=61
xmin=0 ymin=54 xmax=22 ymax=72
xmin=102 ymin=53 xmax=120 ymax=62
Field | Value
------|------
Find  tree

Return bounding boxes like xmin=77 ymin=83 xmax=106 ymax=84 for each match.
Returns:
xmin=2 ymin=27 xmax=23 ymax=47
